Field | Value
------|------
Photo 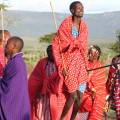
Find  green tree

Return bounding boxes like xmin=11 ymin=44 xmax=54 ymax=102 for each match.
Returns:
xmin=39 ymin=33 xmax=56 ymax=43
xmin=0 ymin=3 xmax=8 ymax=11
xmin=0 ymin=1 xmax=17 ymax=27
xmin=111 ymin=30 xmax=120 ymax=53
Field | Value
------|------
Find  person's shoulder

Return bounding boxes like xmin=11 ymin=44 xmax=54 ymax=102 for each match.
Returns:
xmin=93 ymin=60 xmax=103 ymax=66
xmin=63 ymin=16 xmax=72 ymax=22
xmin=37 ymin=57 xmax=48 ymax=65
xmin=81 ymin=19 xmax=88 ymax=28
xmin=98 ymin=60 xmax=104 ymax=66
xmin=60 ymin=16 xmax=72 ymax=26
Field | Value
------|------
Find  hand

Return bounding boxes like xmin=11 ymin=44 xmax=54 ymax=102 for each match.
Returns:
xmin=88 ymin=71 xmax=93 ymax=78
xmin=92 ymin=88 xmax=96 ymax=99
xmin=74 ymin=40 xmax=78 ymax=47
xmin=33 ymin=98 xmax=40 ymax=120
xmin=62 ymin=68 xmax=67 ymax=77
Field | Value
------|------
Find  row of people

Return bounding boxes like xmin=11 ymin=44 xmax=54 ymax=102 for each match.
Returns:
xmin=29 ymin=44 xmax=107 ymax=120
xmin=0 ymin=37 xmax=119 ymax=120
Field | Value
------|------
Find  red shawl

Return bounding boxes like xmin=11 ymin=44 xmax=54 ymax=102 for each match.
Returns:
xmin=52 ymin=16 xmax=88 ymax=93
xmin=28 ymin=58 xmax=59 ymax=120
xmin=84 ymin=61 xmax=107 ymax=120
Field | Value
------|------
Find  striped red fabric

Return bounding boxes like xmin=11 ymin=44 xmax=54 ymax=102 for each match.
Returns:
xmin=107 ymin=55 xmax=120 ymax=119
xmin=87 ymin=61 xmax=107 ymax=120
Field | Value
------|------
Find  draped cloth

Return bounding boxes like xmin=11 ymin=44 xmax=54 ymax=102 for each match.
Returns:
xmin=0 ymin=48 xmax=5 ymax=77
xmin=87 ymin=61 xmax=107 ymax=120
xmin=28 ymin=58 xmax=59 ymax=120
xmin=0 ymin=53 xmax=30 ymax=120
xmin=0 ymin=62 xmax=3 ymax=77
xmin=107 ymin=55 xmax=120 ymax=120
xmin=52 ymin=16 xmax=88 ymax=120
xmin=52 ymin=16 xmax=88 ymax=93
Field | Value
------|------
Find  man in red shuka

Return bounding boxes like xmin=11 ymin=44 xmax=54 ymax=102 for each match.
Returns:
xmin=52 ymin=1 xmax=88 ymax=120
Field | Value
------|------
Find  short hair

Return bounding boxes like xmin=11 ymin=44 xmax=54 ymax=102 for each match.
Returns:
xmin=8 ymin=36 xmax=24 ymax=52
xmin=46 ymin=45 xmax=52 ymax=55
xmin=88 ymin=45 xmax=101 ymax=60
xmin=69 ymin=1 xmax=83 ymax=12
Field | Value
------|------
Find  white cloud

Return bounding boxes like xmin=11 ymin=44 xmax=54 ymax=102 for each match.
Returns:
xmin=6 ymin=0 xmax=120 ymax=13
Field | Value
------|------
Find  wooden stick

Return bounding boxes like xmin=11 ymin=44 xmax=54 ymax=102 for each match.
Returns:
xmin=49 ymin=0 xmax=66 ymax=71
xmin=88 ymin=62 xmax=120 ymax=71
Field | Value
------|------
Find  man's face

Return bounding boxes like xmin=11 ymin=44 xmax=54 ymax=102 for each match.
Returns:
xmin=89 ymin=48 xmax=99 ymax=61
xmin=72 ymin=3 xmax=84 ymax=18
xmin=5 ymin=40 xmax=14 ymax=58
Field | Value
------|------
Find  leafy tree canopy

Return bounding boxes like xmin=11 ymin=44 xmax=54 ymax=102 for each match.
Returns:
xmin=111 ymin=29 xmax=120 ymax=53
xmin=39 ymin=33 xmax=56 ymax=43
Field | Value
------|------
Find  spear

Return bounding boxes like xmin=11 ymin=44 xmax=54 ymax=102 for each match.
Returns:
xmin=88 ymin=62 xmax=120 ymax=71
xmin=49 ymin=0 xmax=67 ymax=73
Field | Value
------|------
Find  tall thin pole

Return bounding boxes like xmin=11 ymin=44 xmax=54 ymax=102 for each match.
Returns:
xmin=49 ymin=0 xmax=66 ymax=72
xmin=1 ymin=8 xmax=5 ymax=43
xmin=0 ymin=0 xmax=5 ymax=46
xmin=88 ymin=62 xmax=120 ymax=71
xmin=50 ymin=0 xmax=58 ymax=31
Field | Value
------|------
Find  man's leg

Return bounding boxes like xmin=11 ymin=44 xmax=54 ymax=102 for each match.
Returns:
xmin=60 ymin=91 xmax=77 ymax=120
xmin=70 ymin=90 xmax=83 ymax=120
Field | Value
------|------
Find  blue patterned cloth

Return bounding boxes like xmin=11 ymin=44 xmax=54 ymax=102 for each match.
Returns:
xmin=79 ymin=83 xmax=86 ymax=93
xmin=72 ymin=25 xmax=79 ymax=38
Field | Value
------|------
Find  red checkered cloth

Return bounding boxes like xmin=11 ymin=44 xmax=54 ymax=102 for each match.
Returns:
xmin=52 ymin=16 xmax=88 ymax=93
xmin=107 ymin=55 xmax=120 ymax=119
xmin=78 ymin=112 xmax=89 ymax=120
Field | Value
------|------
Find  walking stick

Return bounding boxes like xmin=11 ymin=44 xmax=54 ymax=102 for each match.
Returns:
xmin=49 ymin=0 xmax=67 ymax=73
xmin=0 ymin=2 xmax=5 ymax=46
xmin=88 ymin=62 xmax=120 ymax=71
xmin=0 ymin=1 xmax=7 ymax=66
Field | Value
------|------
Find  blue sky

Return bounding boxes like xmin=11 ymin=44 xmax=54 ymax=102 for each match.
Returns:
xmin=4 ymin=0 xmax=120 ymax=14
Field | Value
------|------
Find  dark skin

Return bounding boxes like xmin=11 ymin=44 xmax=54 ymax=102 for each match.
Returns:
xmin=5 ymin=40 xmax=20 ymax=59
xmin=60 ymin=2 xmax=84 ymax=120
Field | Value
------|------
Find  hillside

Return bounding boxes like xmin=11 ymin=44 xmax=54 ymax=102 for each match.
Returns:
xmin=1 ymin=10 xmax=120 ymax=42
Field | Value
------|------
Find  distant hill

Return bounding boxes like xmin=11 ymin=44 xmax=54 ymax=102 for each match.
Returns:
xmin=1 ymin=10 xmax=120 ymax=42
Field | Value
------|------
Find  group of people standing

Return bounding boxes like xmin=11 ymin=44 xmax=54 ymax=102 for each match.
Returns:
xmin=0 ymin=1 xmax=119 ymax=120
xmin=29 ymin=1 xmax=120 ymax=120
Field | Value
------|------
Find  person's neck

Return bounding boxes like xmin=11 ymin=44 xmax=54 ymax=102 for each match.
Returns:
xmin=89 ymin=59 xmax=98 ymax=63
xmin=72 ymin=16 xmax=81 ymax=25
xmin=12 ymin=52 xmax=22 ymax=58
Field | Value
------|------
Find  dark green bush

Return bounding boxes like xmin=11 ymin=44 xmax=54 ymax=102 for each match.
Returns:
xmin=39 ymin=33 xmax=55 ymax=43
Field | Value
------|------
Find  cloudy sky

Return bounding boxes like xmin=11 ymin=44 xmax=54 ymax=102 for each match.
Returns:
xmin=4 ymin=0 xmax=120 ymax=14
